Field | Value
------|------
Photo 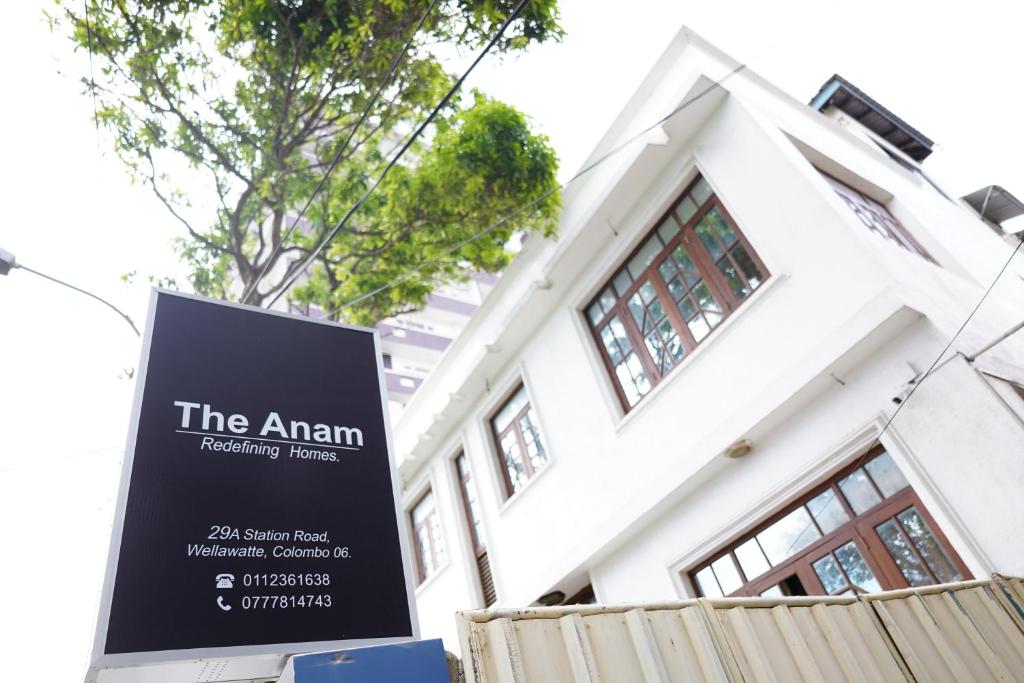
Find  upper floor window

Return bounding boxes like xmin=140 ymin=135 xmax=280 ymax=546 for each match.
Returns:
xmin=410 ymin=488 xmax=445 ymax=584
xmin=586 ymin=175 xmax=768 ymax=409
xmin=821 ymin=172 xmax=932 ymax=260
xmin=490 ymin=384 xmax=548 ymax=496
xmin=688 ymin=448 xmax=968 ymax=598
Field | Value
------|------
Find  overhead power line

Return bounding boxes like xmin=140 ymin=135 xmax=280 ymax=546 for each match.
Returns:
xmin=242 ymin=0 xmax=442 ymax=304
xmin=6 ymin=260 xmax=140 ymax=337
xmin=266 ymin=0 xmax=534 ymax=309
xmin=783 ymin=234 xmax=1024 ymax=560
xmin=321 ymin=64 xmax=747 ymax=318
xmin=864 ymin=234 xmax=1024 ymax=444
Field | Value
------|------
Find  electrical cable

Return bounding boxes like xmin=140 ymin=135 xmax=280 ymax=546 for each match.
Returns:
xmin=780 ymin=233 xmax=1024 ymax=560
xmin=852 ymin=234 xmax=1024 ymax=453
xmin=265 ymin=0 xmax=533 ymax=309
xmin=241 ymin=0 xmax=442 ymax=304
xmin=320 ymin=64 xmax=747 ymax=319
xmin=14 ymin=263 xmax=140 ymax=336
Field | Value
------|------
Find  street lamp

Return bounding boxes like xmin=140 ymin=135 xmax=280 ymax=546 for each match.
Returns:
xmin=0 ymin=247 xmax=140 ymax=337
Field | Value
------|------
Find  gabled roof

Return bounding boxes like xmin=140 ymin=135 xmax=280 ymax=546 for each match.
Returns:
xmin=809 ymin=75 xmax=934 ymax=162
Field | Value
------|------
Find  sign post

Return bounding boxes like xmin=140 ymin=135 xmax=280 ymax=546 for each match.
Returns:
xmin=87 ymin=290 xmax=418 ymax=682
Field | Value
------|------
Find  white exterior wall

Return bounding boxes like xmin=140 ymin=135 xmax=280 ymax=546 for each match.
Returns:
xmin=394 ymin=28 xmax=1024 ymax=647
xmin=402 ymin=456 xmax=480 ymax=648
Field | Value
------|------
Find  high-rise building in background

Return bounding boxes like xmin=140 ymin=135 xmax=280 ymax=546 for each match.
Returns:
xmin=390 ymin=27 xmax=1024 ymax=649
xmin=290 ymin=276 xmax=497 ymax=419
xmin=376 ymin=275 xmax=497 ymax=419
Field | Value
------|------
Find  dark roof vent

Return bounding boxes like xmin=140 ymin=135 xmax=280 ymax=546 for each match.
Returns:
xmin=962 ymin=186 xmax=1024 ymax=224
xmin=810 ymin=75 xmax=934 ymax=162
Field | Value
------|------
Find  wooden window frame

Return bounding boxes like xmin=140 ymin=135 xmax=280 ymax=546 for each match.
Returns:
xmin=455 ymin=452 xmax=485 ymax=555
xmin=687 ymin=446 xmax=970 ymax=597
xmin=489 ymin=383 xmax=547 ymax=497
xmin=409 ymin=488 xmax=443 ymax=585
xmin=454 ymin=452 xmax=497 ymax=606
xmin=585 ymin=174 xmax=769 ymax=411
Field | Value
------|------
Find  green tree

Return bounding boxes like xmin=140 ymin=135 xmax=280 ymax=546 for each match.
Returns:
xmin=53 ymin=0 xmax=561 ymax=322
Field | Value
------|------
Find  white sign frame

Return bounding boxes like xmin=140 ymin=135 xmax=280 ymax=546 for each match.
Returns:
xmin=86 ymin=289 xmax=420 ymax=682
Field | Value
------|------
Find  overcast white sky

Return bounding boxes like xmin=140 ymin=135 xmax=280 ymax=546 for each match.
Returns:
xmin=2 ymin=1 xmax=1022 ymax=679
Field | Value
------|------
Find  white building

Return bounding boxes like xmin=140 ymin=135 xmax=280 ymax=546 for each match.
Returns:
xmin=392 ymin=28 xmax=1024 ymax=649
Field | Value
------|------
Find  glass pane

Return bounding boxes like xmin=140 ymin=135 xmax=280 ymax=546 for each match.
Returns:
xmin=411 ymin=490 xmax=435 ymax=524
xmin=628 ymin=235 xmax=665 ymax=279
xmin=645 ymin=288 xmax=663 ymax=314
xmin=628 ymin=355 xmax=650 ymax=390
xmin=639 ymin=280 xmax=658 ymax=305
xmin=696 ymin=220 xmax=725 ymax=260
xmin=675 ymin=195 xmax=698 ymax=224
xmin=613 ymin=268 xmax=632 ymax=297
xmin=679 ymin=295 xmax=697 ymax=319
xmin=691 ymin=177 xmax=712 ymax=204
xmin=520 ymin=409 xmax=546 ymax=470
xmin=429 ymin=512 xmax=445 ymax=566
xmin=760 ymin=585 xmax=784 ymax=598
xmin=671 ymin=244 xmax=698 ymax=272
xmin=493 ymin=386 xmax=529 ymax=433
xmin=644 ymin=333 xmax=665 ymax=372
xmin=718 ymin=259 xmax=749 ymax=300
xmin=704 ymin=208 xmax=738 ymax=246
xmin=616 ymin=371 xmax=639 ymax=406
xmin=657 ymin=216 xmax=680 ymax=243
xmin=757 ymin=507 xmax=821 ymax=565
xmin=600 ymin=325 xmax=624 ymax=365
xmin=807 ymin=489 xmax=849 ymax=534
xmin=608 ymin=317 xmax=632 ymax=353
xmin=665 ymin=274 xmax=686 ymax=299
xmin=627 ymin=293 xmax=647 ymax=330
xmin=711 ymin=555 xmax=743 ymax=595
xmin=839 ymin=469 xmax=882 ymax=515
xmin=735 ymin=538 xmax=770 ymax=579
xmin=876 ymin=518 xmax=931 ymax=587
xmin=865 ymin=451 xmax=909 ymax=498
xmin=663 ymin=323 xmax=686 ymax=364
xmin=813 ymin=554 xmax=848 ymax=594
xmin=415 ymin=526 xmax=433 ymax=574
xmin=693 ymin=283 xmax=721 ymax=312
xmin=731 ymin=245 xmax=764 ymax=294
xmin=898 ymin=508 xmax=962 ymax=583
xmin=695 ymin=566 xmax=721 ymax=598
xmin=500 ymin=433 xmax=528 ymax=493
xmin=688 ymin=315 xmax=711 ymax=342
xmin=598 ymin=288 xmax=617 ymax=314
xmin=834 ymin=542 xmax=882 ymax=593
xmin=587 ymin=302 xmax=605 ymax=327
xmin=616 ymin=353 xmax=650 ymax=406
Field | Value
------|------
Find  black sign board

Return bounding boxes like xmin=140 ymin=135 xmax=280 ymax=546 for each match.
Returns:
xmin=90 ymin=290 xmax=417 ymax=671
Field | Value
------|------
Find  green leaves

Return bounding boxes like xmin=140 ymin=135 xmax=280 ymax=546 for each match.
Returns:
xmin=55 ymin=0 xmax=562 ymax=320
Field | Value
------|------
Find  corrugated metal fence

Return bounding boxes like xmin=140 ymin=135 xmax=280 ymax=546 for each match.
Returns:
xmin=456 ymin=575 xmax=1024 ymax=682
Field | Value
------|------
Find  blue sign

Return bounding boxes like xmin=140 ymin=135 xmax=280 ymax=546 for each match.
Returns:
xmin=284 ymin=639 xmax=450 ymax=683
